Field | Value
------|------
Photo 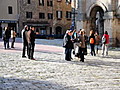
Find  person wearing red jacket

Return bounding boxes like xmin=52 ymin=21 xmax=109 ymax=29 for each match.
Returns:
xmin=102 ymin=31 xmax=109 ymax=56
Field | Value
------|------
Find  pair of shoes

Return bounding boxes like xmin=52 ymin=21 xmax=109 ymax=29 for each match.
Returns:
xmin=80 ymin=60 xmax=84 ymax=62
xmin=7 ymin=48 xmax=11 ymax=49
xmin=31 ymin=58 xmax=36 ymax=60
xmin=11 ymin=47 xmax=14 ymax=48
xmin=65 ymin=59 xmax=71 ymax=61
xmin=22 ymin=56 xmax=27 ymax=58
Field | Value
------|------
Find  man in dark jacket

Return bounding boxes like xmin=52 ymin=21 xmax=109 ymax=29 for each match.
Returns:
xmin=27 ymin=26 xmax=36 ymax=60
xmin=0 ymin=25 xmax=2 ymax=38
xmin=63 ymin=30 xmax=74 ymax=61
xmin=5 ymin=27 xmax=11 ymax=49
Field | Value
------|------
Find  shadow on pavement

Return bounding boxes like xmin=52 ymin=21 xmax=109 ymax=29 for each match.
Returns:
xmin=0 ymin=77 xmax=77 ymax=90
xmin=36 ymin=53 xmax=120 ymax=68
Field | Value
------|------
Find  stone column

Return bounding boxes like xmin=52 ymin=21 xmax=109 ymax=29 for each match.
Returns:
xmin=104 ymin=11 xmax=114 ymax=46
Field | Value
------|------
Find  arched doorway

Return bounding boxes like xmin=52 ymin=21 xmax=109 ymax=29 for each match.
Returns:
xmin=56 ymin=26 xmax=62 ymax=35
xmin=90 ymin=6 xmax=104 ymax=37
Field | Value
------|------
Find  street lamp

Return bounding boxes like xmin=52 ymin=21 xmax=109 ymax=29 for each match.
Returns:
xmin=66 ymin=0 xmax=76 ymax=30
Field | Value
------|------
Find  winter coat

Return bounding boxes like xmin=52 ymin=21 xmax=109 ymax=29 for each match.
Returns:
xmin=78 ymin=35 xmax=86 ymax=48
xmin=63 ymin=34 xmax=74 ymax=49
xmin=27 ymin=30 xmax=35 ymax=44
xmin=95 ymin=34 xmax=101 ymax=45
xmin=103 ymin=34 xmax=109 ymax=44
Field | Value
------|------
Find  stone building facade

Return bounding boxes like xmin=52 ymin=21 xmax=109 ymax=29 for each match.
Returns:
xmin=0 ymin=0 xmax=18 ymax=37
xmin=76 ymin=0 xmax=120 ymax=46
xmin=18 ymin=0 xmax=72 ymax=37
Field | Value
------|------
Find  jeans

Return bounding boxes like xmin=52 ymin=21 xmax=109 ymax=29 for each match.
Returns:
xmin=28 ymin=43 xmax=35 ymax=59
xmin=90 ymin=44 xmax=96 ymax=56
xmin=22 ymin=42 xmax=28 ymax=57
xmin=4 ymin=39 xmax=9 ymax=49
xmin=65 ymin=48 xmax=72 ymax=61
xmin=102 ymin=44 xmax=109 ymax=56
xmin=11 ymin=37 xmax=15 ymax=48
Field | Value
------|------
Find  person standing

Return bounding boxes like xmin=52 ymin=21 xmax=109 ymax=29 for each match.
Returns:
xmin=11 ymin=27 xmax=16 ymax=48
xmin=72 ymin=29 xmax=78 ymax=55
xmin=102 ymin=31 xmax=109 ymax=56
xmin=63 ymin=30 xmax=74 ymax=61
xmin=89 ymin=30 xmax=96 ymax=56
xmin=2 ymin=27 xmax=7 ymax=49
xmin=21 ymin=25 xmax=29 ymax=58
xmin=95 ymin=31 xmax=101 ymax=54
xmin=27 ymin=26 xmax=36 ymax=60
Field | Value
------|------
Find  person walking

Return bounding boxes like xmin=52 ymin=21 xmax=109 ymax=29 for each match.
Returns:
xmin=102 ymin=31 xmax=109 ymax=56
xmin=81 ymin=29 xmax=88 ymax=55
xmin=89 ymin=30 xmax=96 ymax=56
xmin=0 ymin=24 xmax=2 ymax=38
xmin=21 ymin=25 xmax=29 ymax=58
xmin=63 ymin=30 xmax=74 ymax=61
xmin=27 ymin=26 xmax=36 ymax=60
xmin=95 ymin=31 xmax=101 ymax=54
xmin=77 ymin=30 xmax=86 ymax=62
xmin=11 ymin=27 xmax=17 ymax=48
xmin=3 ymin=27 xmax=11 ymax=49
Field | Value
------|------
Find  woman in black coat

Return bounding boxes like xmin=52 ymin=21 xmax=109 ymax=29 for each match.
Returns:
xmin=63 ymin=30 xmax=74 ymax=61
xmin=89 ymin=30 xmax=96 ymax=56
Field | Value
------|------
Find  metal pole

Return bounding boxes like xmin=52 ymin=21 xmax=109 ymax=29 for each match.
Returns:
xmin=74 ymin=0 xmax=76 ymax=29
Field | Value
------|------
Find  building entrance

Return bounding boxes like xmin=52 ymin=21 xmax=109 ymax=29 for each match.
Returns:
xmin=90 ymin=6 xmax=104 ymax=37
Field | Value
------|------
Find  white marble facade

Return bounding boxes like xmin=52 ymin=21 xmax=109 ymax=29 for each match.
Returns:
xmin=76 ymin=0 xmax=120 ymax=46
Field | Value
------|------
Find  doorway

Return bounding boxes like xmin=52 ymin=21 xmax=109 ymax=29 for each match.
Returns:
xmin=56 ymin=26 xmax=62 ymax=35
xmin=90 ymin=6 xmax=104 ymax=37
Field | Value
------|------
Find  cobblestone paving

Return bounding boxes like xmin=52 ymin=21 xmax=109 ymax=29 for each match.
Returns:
xmin=0 ymin=38 xmax=120 ymax=90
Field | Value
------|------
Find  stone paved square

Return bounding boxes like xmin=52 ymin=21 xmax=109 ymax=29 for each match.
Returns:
xmin=0 ymin=38 xmax=120 ymax=90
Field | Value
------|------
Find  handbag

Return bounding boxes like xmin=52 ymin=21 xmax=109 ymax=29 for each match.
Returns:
xmin=76 ymin=42 xmax=82 ymax=47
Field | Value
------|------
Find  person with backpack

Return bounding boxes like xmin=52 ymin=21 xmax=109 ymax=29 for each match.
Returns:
xmin=89 ymin=30 xmax=96 ymax=56
xmin=102 ymin=31 xmax=109 ymax=56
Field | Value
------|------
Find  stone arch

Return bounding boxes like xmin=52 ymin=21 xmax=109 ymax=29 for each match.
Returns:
xmin=87 ymin=1 xmax=108 ymax=18
xmin=87 ymin=3 xmax=106 ymax=37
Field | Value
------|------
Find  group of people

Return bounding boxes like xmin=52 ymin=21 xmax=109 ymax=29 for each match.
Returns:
xmin=21 ymin=25 xmax=36 ymax=60
xmin=2 ymin=27 xmax=16 ymax=49
xmin=63 ymin=29 xmax=109 ymax=62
